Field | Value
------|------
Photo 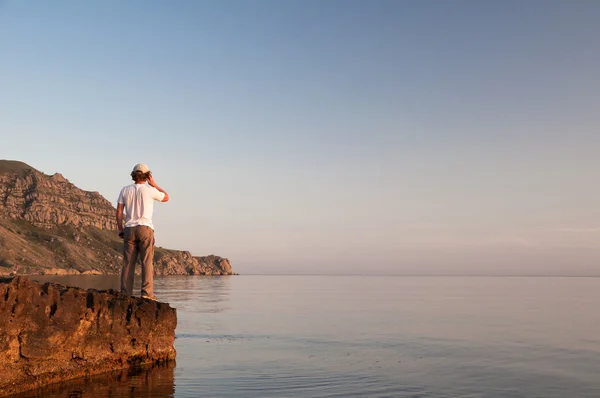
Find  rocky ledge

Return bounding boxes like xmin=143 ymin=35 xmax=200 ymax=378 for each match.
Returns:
xmin=0 ymin=277 xmax=177 ymax=396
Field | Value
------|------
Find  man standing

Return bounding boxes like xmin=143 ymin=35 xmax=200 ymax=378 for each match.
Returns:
xmin=116 ymin=163 xmax=169 ymax=300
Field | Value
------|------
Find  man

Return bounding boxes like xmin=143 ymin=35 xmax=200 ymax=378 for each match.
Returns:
xmin=116 ymin=163 xmax=169 ymax=300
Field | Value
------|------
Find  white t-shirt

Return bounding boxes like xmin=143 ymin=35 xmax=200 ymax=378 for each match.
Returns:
xmin=117 ymin=183 xmax=165 ymax=230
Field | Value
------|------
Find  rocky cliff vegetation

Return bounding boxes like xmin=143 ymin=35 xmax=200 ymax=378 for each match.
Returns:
xmin=0 ymin=277 xmax=177 ymax=395
xmin=0 ymin=160 xmax=233 ymax=276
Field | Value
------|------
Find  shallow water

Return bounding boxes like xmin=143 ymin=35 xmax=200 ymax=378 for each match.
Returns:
xmin=20 ymin=275 xmax=600 ymax=397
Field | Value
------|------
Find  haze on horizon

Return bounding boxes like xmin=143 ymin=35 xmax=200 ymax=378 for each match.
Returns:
xmin=1 ymin=1 xmax=599 ymax=276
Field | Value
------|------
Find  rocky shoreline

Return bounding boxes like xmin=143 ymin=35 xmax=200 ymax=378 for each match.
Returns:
xmin=0 ymin=277 xmax=177 ymax=396
xmin=0 ymin=253 xmax=235 ymax=277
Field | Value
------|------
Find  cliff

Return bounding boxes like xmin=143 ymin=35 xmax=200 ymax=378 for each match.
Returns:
xmin=0 ymin=277 xmax=177 ymax=396
xmin=0 ymin=161 xmax=116 ymax=230
xmin=0 ymin=160 xmax=234 ymax=276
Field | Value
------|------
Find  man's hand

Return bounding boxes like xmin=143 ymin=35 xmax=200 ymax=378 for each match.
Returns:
xmin=147 ymin=173 xmax=157 ymax=187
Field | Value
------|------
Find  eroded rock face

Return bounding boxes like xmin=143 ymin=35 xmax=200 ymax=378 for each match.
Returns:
xmin=0 ymin=168 xmax=116 ymax=230
xmin=154 ymin=252 xmax=234 ymax=276
xmin=0 ymin=277 xmax=177 ymax=396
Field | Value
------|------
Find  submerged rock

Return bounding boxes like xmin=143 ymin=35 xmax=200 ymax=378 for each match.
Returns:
xmin=0 ymin=277 xmax=177 ymax=396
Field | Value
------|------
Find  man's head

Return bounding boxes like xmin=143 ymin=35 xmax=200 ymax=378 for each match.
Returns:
xmin=131 ymin=163 xmax=151 ymax=183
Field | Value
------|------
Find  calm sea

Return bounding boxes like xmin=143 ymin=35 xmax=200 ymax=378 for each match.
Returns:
xmin=16 ymin=275 xmax=600 ymax=397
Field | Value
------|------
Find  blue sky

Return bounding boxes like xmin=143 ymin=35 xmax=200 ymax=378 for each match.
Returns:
xmin=1 ymin=1 xmax=600 ymax=274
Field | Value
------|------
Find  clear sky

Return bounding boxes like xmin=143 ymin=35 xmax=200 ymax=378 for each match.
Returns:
xmin=1 ymin=1 xmax=600 ymax=275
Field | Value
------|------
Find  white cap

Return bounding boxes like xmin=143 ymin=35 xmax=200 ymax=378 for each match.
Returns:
xmin=132 ymin=163 xmax=150 ymax=173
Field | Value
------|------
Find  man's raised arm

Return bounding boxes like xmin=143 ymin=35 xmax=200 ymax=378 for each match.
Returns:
xmin=148 ymin=174 xmax=169 ymax=202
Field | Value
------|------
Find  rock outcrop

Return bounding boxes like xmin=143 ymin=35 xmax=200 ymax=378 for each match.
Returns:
xmin=0 ymin=160 xmax=235 ymax=276
xmin=0 ymin=163 xmax=116 ymax=230
xmin=154 ymin=252 xmax=233 ymax=276
xmin=0 ymin=277 xmax=177 ymax=396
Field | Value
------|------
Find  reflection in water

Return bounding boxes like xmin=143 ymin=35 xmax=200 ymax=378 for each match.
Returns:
xmin=11 ymin=362 xmax=175 ymax=398
xmin=157 ymin=276 xmax=232 ymax=314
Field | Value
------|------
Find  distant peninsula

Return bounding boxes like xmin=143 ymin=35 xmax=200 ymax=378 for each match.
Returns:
xmin=0 ymin=160 xmax=233 ymax=276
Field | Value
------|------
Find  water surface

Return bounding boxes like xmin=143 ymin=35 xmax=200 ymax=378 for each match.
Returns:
xmin=22 ymin=275 xmax=600 ymax=397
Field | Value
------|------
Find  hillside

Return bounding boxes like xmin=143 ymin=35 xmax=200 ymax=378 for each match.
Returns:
xmin=0 ymin=160 xmax=233 ymax=276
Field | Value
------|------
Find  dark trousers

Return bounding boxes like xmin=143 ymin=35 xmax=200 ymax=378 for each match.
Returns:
xmin=121 ymin=225 xmax=155 ymax=297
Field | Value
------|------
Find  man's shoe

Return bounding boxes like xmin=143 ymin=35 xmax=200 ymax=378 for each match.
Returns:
xmin=141 ymin=295 xmax=157 ymax=301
